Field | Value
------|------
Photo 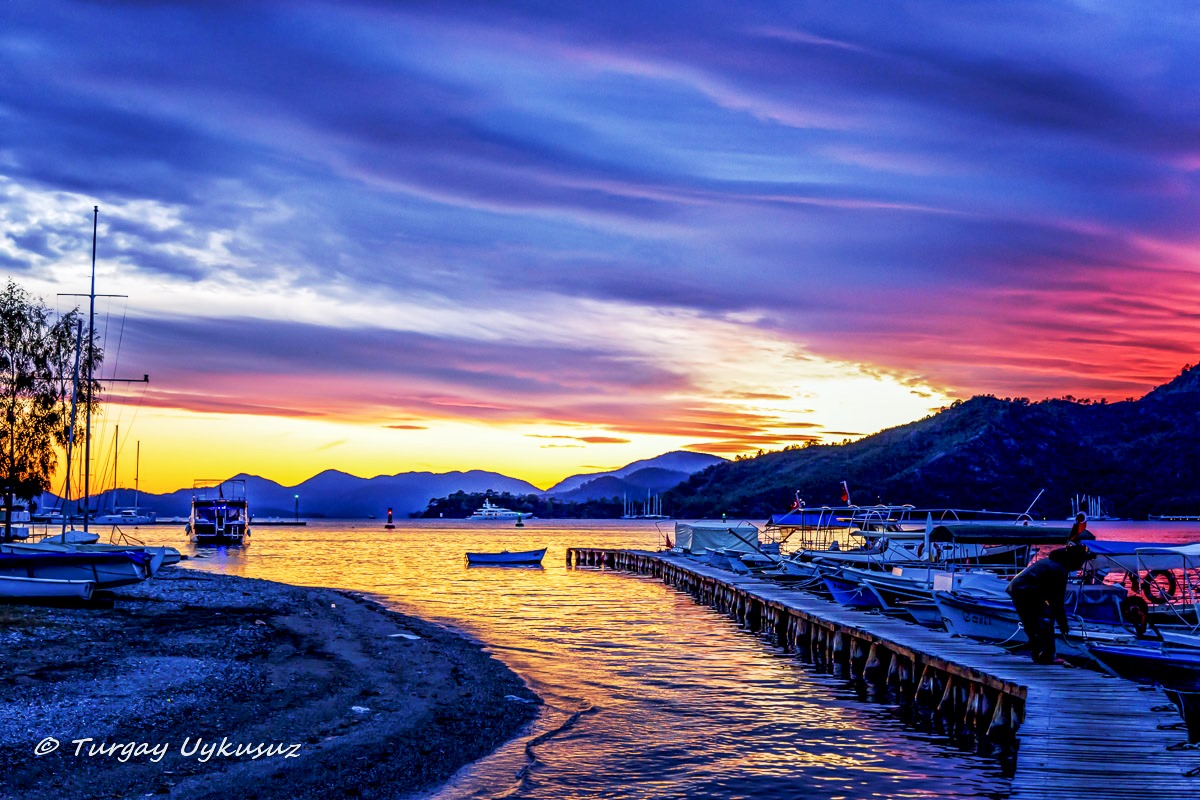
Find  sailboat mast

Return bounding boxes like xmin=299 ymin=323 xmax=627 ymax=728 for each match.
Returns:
xmin=83 ymin=206 xmax=97 ymax=534
xmin=134 ymin=441 xmax=139 ymax=511
xmin=112 ymin=425 xmax=118 ymax=513
xmin=62 ymin=320 xmax=83 ymax=534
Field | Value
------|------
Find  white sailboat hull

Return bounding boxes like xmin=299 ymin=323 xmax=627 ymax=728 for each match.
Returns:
xmin=0 ymin=575 xmax=94 ymax=600
xmin=0 ymin=544 xmax=153 ymax=588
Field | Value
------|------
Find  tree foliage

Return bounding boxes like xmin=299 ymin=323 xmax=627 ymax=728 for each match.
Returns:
xmin=0 ymin=281 xmax=102 ymax=539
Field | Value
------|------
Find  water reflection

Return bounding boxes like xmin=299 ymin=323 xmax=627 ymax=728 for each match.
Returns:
xmin=130 ymin=519 xmax=1196 ymax=799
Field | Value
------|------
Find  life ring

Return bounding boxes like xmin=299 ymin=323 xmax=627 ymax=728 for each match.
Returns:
xmin=1141 ymin=570 xmax=1177 ymax=605
xmin=1120 ymin=595 xmax=1149 ymax=637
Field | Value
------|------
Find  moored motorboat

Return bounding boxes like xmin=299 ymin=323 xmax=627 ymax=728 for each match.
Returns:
xmin=94 ymin=507 xmax=157 ymax=526
xmin=816 ymin=521 xmax=1057 ymax=611
xmin=467 ymin=499 xmax=535 ymax=521
xmin=1158 ymin=628 xmax=1200 ymax=650
xmin=934 ymin=584 xmax=1143 ymax=660
xmin=1085 ymin=540 xmax=1200 ymax=627
xmin=820 ymin=570 xmax=885 ymax=609
xmin=189 ymin=479 xmax=250 ymax=546
xmin=895 ymin=600 xmax=944 ymax=627
xmin=769 ymin=509 xmax=1046 ymax=575
xmin=1088 ymin=642 xmax=1200 ymax=693
xmin=465 ymin=548 xmax=546 ymax=566
xmin=847 ymin=564 xmax=1012 ymax=609
xmin=674 ymin=520 xmax=762 ymax=557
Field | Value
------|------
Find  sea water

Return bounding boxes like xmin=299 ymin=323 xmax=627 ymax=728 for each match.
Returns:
xmin=132 ymin=519 xmax=1199 ymax=799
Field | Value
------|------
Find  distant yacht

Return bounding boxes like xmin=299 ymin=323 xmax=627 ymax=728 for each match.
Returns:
xmin=94 ymin=507 xmax=157 ymax=526
xmin=467 ymin=499 xmax=534 ymax=521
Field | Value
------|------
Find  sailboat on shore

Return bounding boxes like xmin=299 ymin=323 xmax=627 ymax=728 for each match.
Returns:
xmin=0 ymin=208 xmax=177 ymax=600
xmin=93 ymin=437 xmax=157 ymax=526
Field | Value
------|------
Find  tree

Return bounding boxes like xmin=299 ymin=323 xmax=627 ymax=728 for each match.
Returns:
xmin=0 ymin=281 xmax=100 ymax=540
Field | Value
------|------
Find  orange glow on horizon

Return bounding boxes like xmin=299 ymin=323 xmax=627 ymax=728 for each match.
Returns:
xmin=56 ymin=363 xmax=956 ymax=496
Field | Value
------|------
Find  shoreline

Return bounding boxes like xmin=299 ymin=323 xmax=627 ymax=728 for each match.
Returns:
xmin=1 ymin=567 xmax=541 ymax=800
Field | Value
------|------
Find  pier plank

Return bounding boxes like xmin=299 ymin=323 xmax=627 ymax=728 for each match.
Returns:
xmin=567 ymin=548 xmax=1200 ymax=797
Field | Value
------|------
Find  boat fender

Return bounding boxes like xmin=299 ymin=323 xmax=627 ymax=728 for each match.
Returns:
xmin=1141 ymin=570 xmax=1177 ymax=605
xmin=1120 ymin=595 xmax=1149 ymax=637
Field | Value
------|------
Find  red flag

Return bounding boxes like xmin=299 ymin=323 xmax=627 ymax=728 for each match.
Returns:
xmin=840 ymin=481 xmax=850 ymax=504
xmin=789 ymin=490 xmax=801 ymax=511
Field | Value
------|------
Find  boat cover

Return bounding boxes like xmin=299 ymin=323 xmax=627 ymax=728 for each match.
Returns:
xmin=0 ymin=550 xmax=152 ymax=567
xmin=928 ymin=524 xmax=1071 ymax=545
xmin=1066 ymin=583 xmax=1126 ymax=624
xmin=674 ymin=521 xmax=760 ymax=554
xmin=1086 ymin=540 xmax=1200 ymax=571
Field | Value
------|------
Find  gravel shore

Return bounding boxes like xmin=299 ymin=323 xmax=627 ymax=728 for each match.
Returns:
xmin=0 ymin=567 xmax=540 ymax=799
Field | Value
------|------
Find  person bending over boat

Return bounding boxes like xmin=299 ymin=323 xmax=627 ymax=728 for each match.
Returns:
xmin=1005 ymin=543 xmax=1095 ymax=664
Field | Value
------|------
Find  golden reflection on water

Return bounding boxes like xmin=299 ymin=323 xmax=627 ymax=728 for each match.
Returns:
xmin=134 ymin=519 xmax=1007 ymax=799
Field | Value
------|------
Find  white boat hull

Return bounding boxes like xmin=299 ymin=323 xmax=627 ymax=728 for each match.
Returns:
xmin=0 ymin=544 xmax=153 ymax=588
xmin=94 ymin=512 xmax=157 ymax=525
xmin=466 ymin=514 xmax=536 ymax=520
xmin=41 ymin=529 xmax=101 ymax=544
xmin=934 ymin=590 xmax=1139 ymax=660
xmin=0 ymin=575 xmax=94 ymax=600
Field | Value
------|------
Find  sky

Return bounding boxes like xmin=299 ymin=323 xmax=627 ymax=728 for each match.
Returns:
xmin=2 ymin=1 xmax=1198 ymax=493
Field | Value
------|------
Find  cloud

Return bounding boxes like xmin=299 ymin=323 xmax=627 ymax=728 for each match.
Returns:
xmin=3 ymin=0 xmax=1199 ymax=484
xmin=527 ymin=434 xmax=631 ymax=444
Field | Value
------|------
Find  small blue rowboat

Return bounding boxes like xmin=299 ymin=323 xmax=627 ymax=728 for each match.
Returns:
xmin=465 ymin=548 xmax=546 ymax=566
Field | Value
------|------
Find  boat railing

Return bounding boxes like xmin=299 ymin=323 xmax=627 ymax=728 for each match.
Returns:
xmin=192 ymin=478 xmax=248 ymax=502
xmin=1133 ymin=549 xmax=1200 ymax=624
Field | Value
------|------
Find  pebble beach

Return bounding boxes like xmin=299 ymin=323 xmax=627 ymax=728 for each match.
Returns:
xmin=0 ymin=567 xmax=540 ymax=800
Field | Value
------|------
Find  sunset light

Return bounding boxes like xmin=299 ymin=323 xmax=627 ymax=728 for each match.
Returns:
xmin=3 ymin=1 xmax=1196 ymax=494
xmin=6 ymin=5 xmax=1200 ymax=799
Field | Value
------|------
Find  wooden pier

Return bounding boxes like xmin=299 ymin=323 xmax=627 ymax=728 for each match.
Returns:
xmin=566 ymin=547 xmax=1199 ymax=798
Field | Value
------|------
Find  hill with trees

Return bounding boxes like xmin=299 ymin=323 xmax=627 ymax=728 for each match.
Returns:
xmin=665 ymin=364 xmax=1200 ymax=520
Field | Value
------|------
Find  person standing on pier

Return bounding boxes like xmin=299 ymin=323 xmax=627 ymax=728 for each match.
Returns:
xmin=1005 ymin=543 xmax=1094 ymax=664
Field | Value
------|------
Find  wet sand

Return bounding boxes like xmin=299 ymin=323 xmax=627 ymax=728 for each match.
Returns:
xmin=0 ymin=567 xmax=540 ymax=799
